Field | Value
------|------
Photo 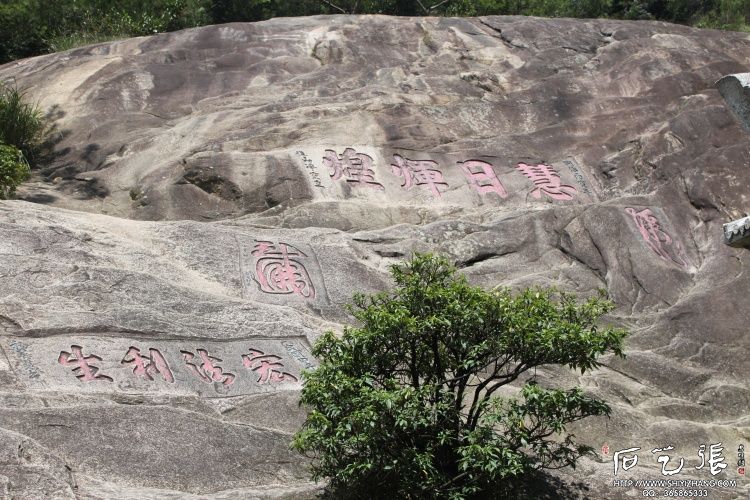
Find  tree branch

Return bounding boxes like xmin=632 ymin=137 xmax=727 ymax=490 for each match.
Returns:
xmin=320 ymin=0 xmax=347 ymax=14
xmin=453 ymin=369 xmax=473 ymax=417
xmin=428 ymin=0 xmax=452 ymax=12
xmin=465 ymin=358 xmax=507 ymax=430
xmin=464 ymin=352 xmax=515 ymax=424
xmin=417 ymin=0 xmax=453 ymax=13
xmin=431 ymin=329 xmax=444 ymax=392
xmin=439 ymin=470 xmax=469 ymax=490
xmin=410 ymin=339 xmax=420 ymax=390
xmin=467 ymin=362 xmax=529 ymax=430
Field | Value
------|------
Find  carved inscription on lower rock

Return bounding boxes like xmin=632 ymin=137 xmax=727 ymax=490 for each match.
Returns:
xmin=2 ymin=336 xmax=316 ymax=396
xmin=8 ymin=340 xmax=41 ymax=380
xmin=282 ymin=341 xmax=316 ymax=370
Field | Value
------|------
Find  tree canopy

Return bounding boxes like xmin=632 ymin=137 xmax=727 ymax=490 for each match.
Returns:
xmin=292 ymin=253 xmax=627 ymax=498
xmin=1 ymin=0 xmax=747 ymax=64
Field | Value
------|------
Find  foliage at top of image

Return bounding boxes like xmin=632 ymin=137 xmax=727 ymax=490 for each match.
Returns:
xmin=292 ymin=253 xmax=627 ymax=499
xmin=0 ymin=0 xmax=747 ymax=65
xmin=0 ymin=0 xmax=210 ymax=62
xmin=0 ymin=82 xmax=47 ymax=165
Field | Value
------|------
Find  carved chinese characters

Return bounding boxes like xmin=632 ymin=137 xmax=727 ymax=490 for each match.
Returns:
xmin=561 ymin=158 xmax=593 ymax=197
xmin=282 ymin=341 xmax=316 ymax=369
xmin=181 ymin=348 xmax=236 ymax=386
xmin=516 ymin=162 xmax=577 ymax=201
xmin=324 ymin=148 xmax=384 ymax=190
xmin=391 ymin=154 xmax=448 ymax=198
xmin=122 ymin=346 xmax=174 ymax=383
xmin=59 ymin=345 xmax=113 ymax=382
xmin=9 ymin=340 xmax=41 ymax=380
xmin=294 ymin=147 xmax=591 ymax=204
xmin=296 ymin=150 xmax=323 ymax=188
xmin=459 ymin=160 xmax=508 ymax=198
xmin=251 ymin=241 xmax=316 ymax=299
xmin=625 ymin=207 xmax=689 ymax=269
xmin=238 ymin=236 xmax=326 ymax=305
xmin=242 ymin=349 xmax=298 ymax=384
xmin=5 ymin=337 xmax=315 ymax=396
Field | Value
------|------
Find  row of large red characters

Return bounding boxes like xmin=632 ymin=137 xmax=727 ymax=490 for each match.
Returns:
xmin=323 ymin=148 xmax=578 ymax=201
xmin=58 ymin=345 xmax=298 ymax=386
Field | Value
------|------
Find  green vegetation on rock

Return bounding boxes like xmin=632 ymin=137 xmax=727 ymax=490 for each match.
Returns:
xmin=0 ymin=83 xmax=46 ymax=165
xmin=0 ymin=143 xmax=30 ymax=199
xmin=0 ymin=0 xmax=747 ymax=64
xmin=0 ymin=0 xmax=210 ymax=63
xmin=292 ymin=253 xmax=627 ymax=498
xmin=0 ymin=83 xmax=50 ymax=195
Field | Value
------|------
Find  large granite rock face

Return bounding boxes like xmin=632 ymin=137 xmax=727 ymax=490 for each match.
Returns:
xmin=1 ymin=15 xmax=749 ymax=498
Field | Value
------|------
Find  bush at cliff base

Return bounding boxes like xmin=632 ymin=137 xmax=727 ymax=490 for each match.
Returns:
xmin=292 ymin=253 xmax=627 ymax=499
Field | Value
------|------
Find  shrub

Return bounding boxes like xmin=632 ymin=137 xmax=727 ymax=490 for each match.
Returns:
xmin=0 ymin=0 xmax=212 ymax=62
xmin=101 ymin=0 xmax=211 ymax=36
xmin=293 ymin=253 xmax=627 ymax=499
xmin=695 ymin=0 xmax=750 ymax=30
xmin=0 ymin=143 xmax=30 ymax=199
xmin=0 ymin=83 xmax=46 ymax=165
xmin=2 ymin=0 xmax=750 ymax=64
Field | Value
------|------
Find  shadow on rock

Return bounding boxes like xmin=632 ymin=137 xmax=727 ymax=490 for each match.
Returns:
xmin=507 ymin=469 xmax=592 ymax=499
xmin=21 ymin=193 xmax=57 ymax=203
xmin=34 ymin=104 xmax=71 ymax=168
xmin=316 ymin=469 xmax=592 ymax=499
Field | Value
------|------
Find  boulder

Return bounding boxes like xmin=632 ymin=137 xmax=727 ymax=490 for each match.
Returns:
xmin=0 ymin=15 xmax=749 ymax=498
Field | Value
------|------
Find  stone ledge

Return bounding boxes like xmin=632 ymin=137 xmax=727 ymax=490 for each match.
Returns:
xmin=716 ymin=73 xmax=750 ymax=131
xmin=723 ymin=215 xmax=750 ymax=247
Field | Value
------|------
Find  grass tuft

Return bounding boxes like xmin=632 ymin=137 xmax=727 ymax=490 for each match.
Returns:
xmin=0 ymin=82 xmax=47 ymax=165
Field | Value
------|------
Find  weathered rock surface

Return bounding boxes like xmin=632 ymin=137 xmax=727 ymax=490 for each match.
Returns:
xmin=1 ymin=14 xmax=749 ymax=498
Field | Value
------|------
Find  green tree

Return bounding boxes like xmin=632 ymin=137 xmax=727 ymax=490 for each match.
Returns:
xmin=0 ymin=143 xmax=30 ymax=199
xmin=293 ymin=253 xmax=626 ymax=499
xmin=0 ymin=1 xmax=51 ymax=63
